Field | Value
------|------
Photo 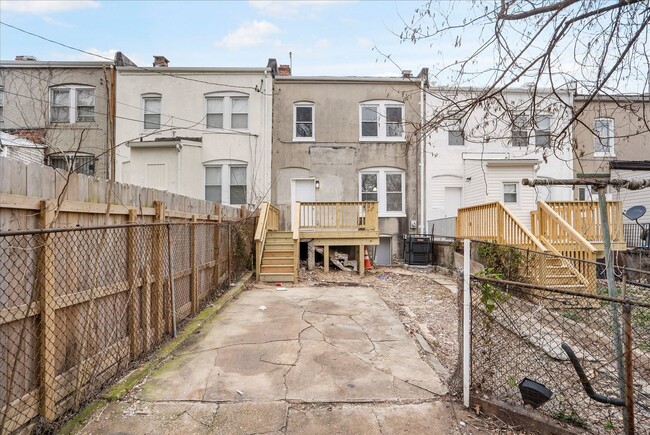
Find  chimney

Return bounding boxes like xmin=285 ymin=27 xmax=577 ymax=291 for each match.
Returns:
xmin=401 ymin=70 xmax=412 ymax=78
xmin=153 ymin=55 xmax=169 ymax=67
xmin=278 ymin=64 xmax=292 ymax=76
xmin=15 ymin=55 xmax=39 ymax=61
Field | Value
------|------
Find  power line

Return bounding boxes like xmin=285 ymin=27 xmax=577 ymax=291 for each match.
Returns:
xmin=0 ymin=21 xmax=275 ymax=96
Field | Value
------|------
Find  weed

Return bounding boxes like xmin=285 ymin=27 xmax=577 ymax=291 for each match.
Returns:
xmin=551 ymin=410 xmax=588 ymax=429
xmin=561 ymin=310 xmax=582 ymax=322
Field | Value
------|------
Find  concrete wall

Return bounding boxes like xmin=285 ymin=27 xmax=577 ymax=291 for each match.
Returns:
xmin=272 ymin=77 xmax=422 ymax=257
xmin=115 ymin=67 xmax=273 ymax=206
xmin=425 ymin=87 xmax=574 ymax=222
xmin=0 ymin=62 xmax=112 ymax=178
xmin=573 ymin=97 xmax=650 ymax=180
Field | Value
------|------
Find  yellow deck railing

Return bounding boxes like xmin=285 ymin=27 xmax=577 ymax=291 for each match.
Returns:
xmin=298 ymin=201 xmax=379 ymax=233
xmin=456 ymin=201 xmax=546 ymax=251
xmin=254 ymin=202 xmax=279 ymax=280
xmin=542 ymin=200 xmax=624 ymax=244
xmin=534 ymin=201 xmax=597 ymax=282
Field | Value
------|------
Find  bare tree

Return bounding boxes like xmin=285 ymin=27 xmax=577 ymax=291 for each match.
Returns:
xmin=401 ymin=0 xmax=650 ymax=155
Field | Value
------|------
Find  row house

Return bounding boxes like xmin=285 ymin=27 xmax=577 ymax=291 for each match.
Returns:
xmin=425 ymin=87 xmax=575 ymax=230
xmin=115 ymin=57 xmax=275 ymax=207
xmin=0 ymin=55 xmax=130 ymax=178
xmin=270 ymin=69 xmax=428 ymax=264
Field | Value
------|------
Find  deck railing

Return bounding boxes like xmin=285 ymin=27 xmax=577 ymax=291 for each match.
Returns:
xmin=534 ymin=201 xmax=597 ymax=282
xmin=543 ymin=200 xmax=624 ymax=243
xmin=298 ymin=201 xmax=379 ymax=233
xmin=456 ymin=201 xmax=546 ymax=251
xmin=254 ymin=202 xmax=279 ymax=279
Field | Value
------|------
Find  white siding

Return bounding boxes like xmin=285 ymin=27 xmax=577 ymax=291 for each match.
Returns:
xmin=613 ymin=168 xmax=650 ymax=224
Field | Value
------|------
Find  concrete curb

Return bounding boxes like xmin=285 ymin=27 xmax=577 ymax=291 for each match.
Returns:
xmin=59 ymin=272 xmax=253 ymax=435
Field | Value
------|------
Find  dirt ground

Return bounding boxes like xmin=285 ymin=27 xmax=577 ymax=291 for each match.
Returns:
xmin=299 ymin=264 xmax=533 ymax=434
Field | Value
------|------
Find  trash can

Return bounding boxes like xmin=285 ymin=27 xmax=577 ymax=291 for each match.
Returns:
xmin=403 ymin=234 xmax=431 ymax=265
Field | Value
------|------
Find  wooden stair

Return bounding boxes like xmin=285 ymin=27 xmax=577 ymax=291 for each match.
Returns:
xmin=259 ymin=231 xmax=295 ymax=282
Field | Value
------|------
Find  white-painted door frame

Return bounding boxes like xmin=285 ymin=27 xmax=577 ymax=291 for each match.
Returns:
xmin=291 ymin=178 xmax=316 ymax=231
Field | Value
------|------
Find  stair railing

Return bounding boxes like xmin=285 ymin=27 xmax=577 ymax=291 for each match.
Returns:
xmin=254 ymin=202 xmax=279 ymax=280
xmin=456 ymin=201 xmax=546 ymax=252
xmin=535 ymin=200 xmax=597 ymax=288
xmin=293 ymin=202 xmax=300 ymax=283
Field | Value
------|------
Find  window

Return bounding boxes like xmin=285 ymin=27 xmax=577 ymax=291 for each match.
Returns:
xmin=578 ymin=187 xmax=587 ymax=201
xmin=143 ymin=94 xmax=161 ymax=130
xmin=50 ymin=85 xmax=95 ymax=123
xmin=359 ymin=101 xmax=405 ymax=141
xmin=503 ymin=183 xmax=518 ymax=203
xmin=206 ymin=97 xmax=224 ymax=129
xmin=448 ymin=130 xmax=464 ymax=146
xmin=48 ymin=152 xmax=95 ymax=176
xmin=205 ymin=93 xmax=249 ymax=130
xmin=0 ymin=88 xmax=4 ymax=123
xmin=205 ymin=163 xmax=247 ymax=205
xmin=294 ymin=102 xmax=314 ymax=140
xmin=534 ymin=114 xmax=551 ymax=147
xmin=594 ymin=118 xmax=614 ymax=156
xmin=512 ymin=113 xmax=529 ymax=147
xmin=359 ymin=168 xmax=405 ymax=216
xmin=512 ymin=112 xmax=551 ymax=147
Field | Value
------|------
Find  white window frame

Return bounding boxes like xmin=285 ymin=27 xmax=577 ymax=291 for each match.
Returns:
xmin=594 ymin=117 xmax=615 ymax=157
xmin=503 ymin=182 xmax=519 ymax=204
xmin=293 ymin=102 xmax=315 ymax=141
xmin=359 ymin=167 xmax=406 ymax=217
xmin=49 ymin=85 xmax=95 ymax=124
xmin=204 ymin=161 xmax=248 ymax=205
xmin=511 ymin=112 xmax=551 ymax=148
xmin=47 ymin=151 xmax=96 ymax=176
xmin=142 ymin=93 xmax=162 ymax=131
xmin=359 ymin=100 xmax=405 ymax=142
xmin=205 ymin=92 xmax=250 ymax=131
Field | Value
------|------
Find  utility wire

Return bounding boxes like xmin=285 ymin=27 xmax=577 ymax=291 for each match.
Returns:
xmin=0 ymin=21 xmax=274 ymax=95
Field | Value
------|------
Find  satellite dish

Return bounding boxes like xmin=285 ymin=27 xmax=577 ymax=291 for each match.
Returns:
xmin=624 ymin=205 xmax=646 ymax=221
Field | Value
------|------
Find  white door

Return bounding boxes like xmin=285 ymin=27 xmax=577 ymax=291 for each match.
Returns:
xmin=291 ymin=179 xmax=316 ymax=231
xmin=444 ymin=187 xmax=462 ymax=217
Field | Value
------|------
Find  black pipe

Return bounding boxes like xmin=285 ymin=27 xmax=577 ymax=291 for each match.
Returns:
xmin=561 ymin=343 xmax=625 ymax=407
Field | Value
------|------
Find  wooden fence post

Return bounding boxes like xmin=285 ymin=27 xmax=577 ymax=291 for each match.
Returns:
xmin=228 ymin=222 xmax=233 ymax=285
xmin=38 ymin=200 xmax=56 ymax=421
xmin=152 ymin=201 xmax=165 ymax=342
xmin=190 ymin=215 xmax=198 ymax=315
xmin=127 ymin=209 xmax=139 ymax=359
xmin=213 ymin=204 xmax=221 ymax=289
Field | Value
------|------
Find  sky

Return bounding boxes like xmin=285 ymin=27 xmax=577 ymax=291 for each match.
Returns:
xmin=0 ymin=0 xmax=445 ymax=77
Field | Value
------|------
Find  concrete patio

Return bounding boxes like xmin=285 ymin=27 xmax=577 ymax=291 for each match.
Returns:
xmin=78 ymin=285 xmax=472 ymax=434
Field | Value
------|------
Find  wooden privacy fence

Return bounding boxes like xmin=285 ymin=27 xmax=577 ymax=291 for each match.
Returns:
xmin=0 ymin=217 xmax=255 ymax=433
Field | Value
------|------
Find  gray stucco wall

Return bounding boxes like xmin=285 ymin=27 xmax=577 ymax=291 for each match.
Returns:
xmin=271 ymin=78 xmax=422 ymax=259
xmin=0 ymin=63 xmax=112 ymax=178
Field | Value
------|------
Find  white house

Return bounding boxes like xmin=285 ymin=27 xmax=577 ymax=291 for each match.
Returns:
xmin=611 ymin=161 xmax=650 ymax=225
xmin=425 ymin=87 xmax=575 ymax=231
xmin=115 ymin=57 xmax=276 ymax=207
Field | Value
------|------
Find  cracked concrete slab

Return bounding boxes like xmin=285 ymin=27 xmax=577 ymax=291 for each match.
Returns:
xmin=79 ymin=285 xmax=453 ymax=434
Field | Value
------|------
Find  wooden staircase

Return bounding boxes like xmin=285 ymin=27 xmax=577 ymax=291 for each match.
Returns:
xmin=259 ymin=231 xmax=296 ymax=282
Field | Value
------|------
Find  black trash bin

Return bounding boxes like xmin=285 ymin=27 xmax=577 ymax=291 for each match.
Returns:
xmin=403 ymin=234 xmax=431 ymax=265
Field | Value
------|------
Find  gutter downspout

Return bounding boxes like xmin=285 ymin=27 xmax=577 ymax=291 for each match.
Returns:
xmin=419 ymin=74 xmax=427 ymax=234
xmin=176 ymin=143 xmax=182 ymax=195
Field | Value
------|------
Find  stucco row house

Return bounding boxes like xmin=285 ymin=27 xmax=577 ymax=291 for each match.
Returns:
xmin=2 ymin=53 xmax=648 ymax=260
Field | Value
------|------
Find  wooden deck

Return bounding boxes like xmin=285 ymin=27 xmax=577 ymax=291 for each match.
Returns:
xmin=255 ymin=201 xmax=380 ymax=282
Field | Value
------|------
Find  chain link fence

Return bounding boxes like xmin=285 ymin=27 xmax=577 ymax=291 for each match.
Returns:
xmin=461 ymin=240 xmax=650 ymax=433
xmin=0 ymin=218 xmax=255 ymax=433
